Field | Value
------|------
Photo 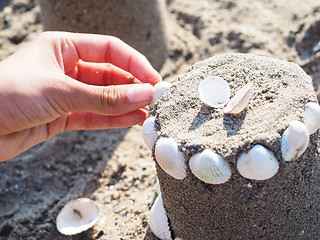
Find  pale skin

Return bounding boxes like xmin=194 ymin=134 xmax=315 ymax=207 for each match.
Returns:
xmin=0 ymin=32 xmax=162 ymax=161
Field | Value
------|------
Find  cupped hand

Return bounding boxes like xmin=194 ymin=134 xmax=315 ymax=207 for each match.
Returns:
xmin=0 ymin=32 xmax=161 ymax=161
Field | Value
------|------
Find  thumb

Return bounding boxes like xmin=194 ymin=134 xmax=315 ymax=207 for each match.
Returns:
xmin=62 ymin=79 xmax=153 ymax=115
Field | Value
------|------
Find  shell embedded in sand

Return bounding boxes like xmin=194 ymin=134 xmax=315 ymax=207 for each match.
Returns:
xmin=237 ymin=145 xmax=279 ymax=180
xmin=281 ymin=120 xmax=309 ymax=161
xmin=150 ymin=81 xmax=172 ymax=109
xmin=189 ymin=149 xmax=231 ymax=184
xmin=155 ymin=137 xmax=187 ymax=180
xmin=156 ymin=178 xmax=161 ymax=194
xmin=142 ymin=117 xmax=157 ymax=150
xmin=56 ymin=198 xmax=100 ymax=235
xmin=304 ymin=102 xmax=320 ymax=135
xmin=198 ymin=76 xmax=230 ymax=108
xmin=149 ymin=193 xmax=172 ymax=240
xmin=224 ymin=82 xmax=252 ymax=114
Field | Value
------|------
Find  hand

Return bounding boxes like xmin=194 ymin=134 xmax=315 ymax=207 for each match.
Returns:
xmin=0 ymin=32 xmax=161 ymax=161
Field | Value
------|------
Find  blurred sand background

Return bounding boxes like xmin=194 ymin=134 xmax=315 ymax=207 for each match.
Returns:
xmin=0 ymin=0 xmax=320 ymax=239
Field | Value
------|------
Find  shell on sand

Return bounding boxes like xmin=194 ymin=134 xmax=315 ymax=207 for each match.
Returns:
xmin=150 ymin=81 xmax=172 ymax=109
xmin=56 ymin=198 xmax=100 ymax=235
xmin=198 ymin=76 xmax=230 ymax=108
xmin=149 ymin=193 xmax=172 ymax=240
xmin=237 ymin=145 xmax=279 ymax=180
xmin=155 ymin=138 xmax=187 ymax=180
xmin=142 ymin=117 xmax=157 ymax=150
xmin=224 ymin=82 xmax=252 ymax=114
xmin=304 ymin=102 xmax=320 ymax=135
xmin=281 ymin=120 xmax=310 ymax=161
xmin=189 ymin=149 xmax=231 ymax=184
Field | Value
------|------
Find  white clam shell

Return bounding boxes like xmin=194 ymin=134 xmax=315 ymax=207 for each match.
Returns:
xmin=224 ymin=83 xmax=252 ymax=114
xmin=150 ymin=81 xmax=172 ymax=109
xmin=198 ymin=76 xmax=230 ymax=108
xmin=281 ymin=121 xmax=309 ymax=161
xmin=155 ymin=138 xmax=187 ymax=180
xmin=56 ymin=198 xmax=100 ymax=235
xmin=189 ymin=149 xmax=231 ymax=184
xmin=237 ymin=145 xmax=279 ymax=180
xmin=149 ymin=193 xmax=172 ymax=240
xmin=304 ymin=102 xmax=320 ymax=135
xmin=142 ymin=117 xmax=157 ymax=150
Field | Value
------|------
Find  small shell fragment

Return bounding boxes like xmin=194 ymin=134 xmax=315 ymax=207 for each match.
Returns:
xmin=237 ymin=145 xmax=279 ymax=180
xmin=56 ymin=198 xmax=100 ymax=235
xmin=189 ymin=149 xmax=231 ymax=184
xmin=155 ymin=138 xmax=187 ymax=180
xmin=150 ymin=81 xmax=172 ymax=109
xmin=155 ymin=178 xmax=161 ymax=195
xmin=224 ymin=83 xmax=252 ymax=114
xmin=142 ymin=117 xmax=157 ymax=150
xmin=281 ymin=121 xmax=309 ymax=161
xmin=304 ymin=102 xmax=320 ymax=135
xmin=149 ymin=194 xmax=172 ymax=240
xmin=198 ymin=76 xmax=230 ymax=108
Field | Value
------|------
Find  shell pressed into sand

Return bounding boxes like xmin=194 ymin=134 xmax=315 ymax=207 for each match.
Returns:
xmin=189 ymin=149 xmax=231 ymax=184
xmin=304 ymin=102 xmax=320 ymax=135
xmin=142 ymin=117 xmax=157 ymax=150
xmin=56 ymin=198 xmax=100 ymax=235
xmin=198 ymin=76 xmax=230 ymax=108
xmin=149 ymin=193 xmax=172 ymax=240
xmin=155 ymin=138 xmax=187 ymax=180
xmin=224 ymin=82 xmax=252 ymax=114
xmin=156 ymin=177 xmax=161 ymax=194
xmin=150 ymin=81 xmax=172 ymax=109
xmin=237 ymin=145 xmax=279 ymax=180
xmin=281 ymin=120 xmax=310 ymax=161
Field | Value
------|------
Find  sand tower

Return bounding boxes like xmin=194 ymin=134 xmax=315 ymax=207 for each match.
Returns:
xmin=39 ymin=0 xmax=169 ymax=70
xmin=143 ymin=53 xmax=320 ymax=239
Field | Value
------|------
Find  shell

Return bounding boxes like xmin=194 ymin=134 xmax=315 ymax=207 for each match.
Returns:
xmin=189 ymin=149 xmax=231 ymax=184
xmin=198 ymin=76 xmax=230 ymax=108
xmin=150 ymin=81 xmax=172 ymax=109
xmin=155 ymin=138 xmax=187 ymax=180
xmin=155 ymin=178 xmax=161 ymax=194
xmin=56 ymin=198 xmax=100 ymax=235
xmin=237 ymin=145 xmax=279 ymax=180
xmin=281 ymin=120 xmax=309 ymax=161
xmin=142 ymin=117 xmax=157 ymax=150
xmin=224 ymin=82 xmax=252 ymax=114
xmin=149 ymin=193 xmax=172 ymax=240
xmin=304 ymin=102 xmax=320 ymax=135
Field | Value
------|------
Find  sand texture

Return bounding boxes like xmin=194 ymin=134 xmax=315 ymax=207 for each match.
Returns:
xmin=0 ymin=0 xmax=320 ymax=239
xmin=153 ymin=53 xmax=320 ymax=239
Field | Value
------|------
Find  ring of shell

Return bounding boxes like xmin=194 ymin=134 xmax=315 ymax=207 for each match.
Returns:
xmin=143 ymin=77 xmax=320 ymax=240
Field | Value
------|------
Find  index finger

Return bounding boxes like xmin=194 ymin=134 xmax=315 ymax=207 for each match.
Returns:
xmin=57 ymin=32 xmax=162 ymax=85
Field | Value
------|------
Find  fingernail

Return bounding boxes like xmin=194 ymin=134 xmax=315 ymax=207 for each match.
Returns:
xmin=138 ymin=109 xmax=149 ymax=126
xmin=127 ymin=83 xmax=153 ymax=104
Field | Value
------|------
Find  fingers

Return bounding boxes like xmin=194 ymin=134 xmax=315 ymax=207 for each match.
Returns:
xmin=64 ymin=108 xmax=149 ymax=131
xmin=52 ymin=32 xmax=162 ymax=85
xmin=62 ymin=78 xmax=153 ymax=115
xmin=67 ymin=61 xmax=142 ymax=86
xmin=0 ymin=127 xmax=46 ymax=162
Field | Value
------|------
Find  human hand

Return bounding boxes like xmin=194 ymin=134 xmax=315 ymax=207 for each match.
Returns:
xmin=0 ymin=32 xmax=161 ymax=161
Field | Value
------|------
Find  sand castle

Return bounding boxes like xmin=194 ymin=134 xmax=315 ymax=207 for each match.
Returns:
xmin=142 ymin=53 xmax=320 ymax=239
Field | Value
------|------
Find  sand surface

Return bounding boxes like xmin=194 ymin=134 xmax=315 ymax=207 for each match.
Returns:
xmin=0 ymin=0 xmax=320 ymax=239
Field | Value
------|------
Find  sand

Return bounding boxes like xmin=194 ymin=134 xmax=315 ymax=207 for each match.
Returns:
xmin=0 ymin=0 xmax=320 ymax=239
